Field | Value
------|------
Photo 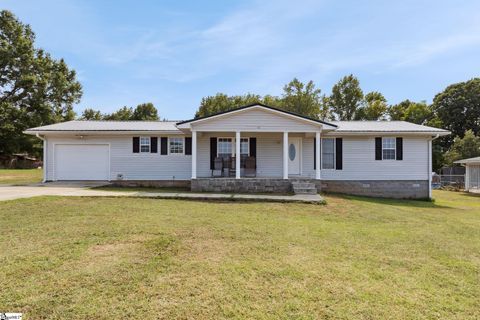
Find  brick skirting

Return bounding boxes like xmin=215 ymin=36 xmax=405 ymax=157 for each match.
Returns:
xmin=319 ymin=180 xmax=429 ymax=199
xmin=191 ymin=178 xmax=295 ymax=194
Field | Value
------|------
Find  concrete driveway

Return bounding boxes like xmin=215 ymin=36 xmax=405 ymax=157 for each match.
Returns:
xmin=0 ymin=181 xmax=119 ymax=201
xmin=0 ymin=181 xmax=324 ymax=204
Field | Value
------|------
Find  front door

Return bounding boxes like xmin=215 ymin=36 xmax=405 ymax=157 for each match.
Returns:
xmin=288 ymin=137 xmax=301 ymax=175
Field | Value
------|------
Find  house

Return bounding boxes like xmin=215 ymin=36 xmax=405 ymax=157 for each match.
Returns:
xmin=454 ymin=157 xmax=480 ymax=192
xmin=25 ymin=103 xmax=450 ymax=199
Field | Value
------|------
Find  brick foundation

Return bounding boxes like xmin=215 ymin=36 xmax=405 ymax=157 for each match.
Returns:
xmin=191 ymin=178 xmax=294 ymax=193
xmin=112 ymin=180 xmax=190 ymax=189
xmin=319 ymin=180 xmax=429 ymax=199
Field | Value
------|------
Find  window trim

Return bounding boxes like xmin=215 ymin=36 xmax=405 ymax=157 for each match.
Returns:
xmin=139 ymin=136 xmax=151 ymax=153
xmin=381 ymin=137 xmax=396 ymax=161
xmin=168 ymin=136 xmax=185 ymax=155
xmin=216 ymin=137 xmax=250 ymax=157
xmin=321 ymin=137 xmax=336 ymax=170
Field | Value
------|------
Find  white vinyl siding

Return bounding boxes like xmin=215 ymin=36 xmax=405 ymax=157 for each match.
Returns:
xmin=46 ymin=135 xmax=191 ymax=181
xmin=45 ymin=134 xmax=430 ymax=182
xmin=191 ymin=108 xmax=321 ymax=132
xmin=301 ymin=136 xmax=429 ymax=180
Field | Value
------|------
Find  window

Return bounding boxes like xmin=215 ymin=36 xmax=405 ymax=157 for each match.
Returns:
xmin=217 ymin=137 xmax=250 ymax=160
xmin=382 ymin=137 xmax=396 ymax=160
xmin=217 ymin=138 xmax=232 ymax=159
xmin=322 ymin=138 xmax=335 ymax=169
xmin=140 ymin=137 xmax=150 ymax=153
xmin=169 ymin=137 xmax=184 ymax=154
xmin=240 ymin=138 xmax=249 ymax=157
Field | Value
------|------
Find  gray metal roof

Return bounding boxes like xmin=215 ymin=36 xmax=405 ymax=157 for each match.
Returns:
xmin=25 ymin=120 xmax=181 ymax=132
xmin=331 ymin=121 xmax=449 ymax=133
xmin=454 ymin=156 xmax=480 ymax=164
xmin=25 ymin=119 xmax=450 ymax=135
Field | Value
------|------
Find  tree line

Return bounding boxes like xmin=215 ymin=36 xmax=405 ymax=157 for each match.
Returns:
xmin=1 ymin=10 xmax=479 ymax=169
xmin=194 ymin=76 xmax=480 ymax=169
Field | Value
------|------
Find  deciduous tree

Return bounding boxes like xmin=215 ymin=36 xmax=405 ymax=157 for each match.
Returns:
xmin=328 ymin=74 xmax=363 ymax=120
xmin=0 ymin=10 xmax=82 ymax=156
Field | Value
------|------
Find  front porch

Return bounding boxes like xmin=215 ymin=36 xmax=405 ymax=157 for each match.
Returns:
xmin=190 ymin=131 xmax=324 ymax=180
xmin=191 ymin=177 xmax=321 ymax=194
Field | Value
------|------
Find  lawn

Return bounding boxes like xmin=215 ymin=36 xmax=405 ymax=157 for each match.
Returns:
xmin=0 ymin=191 xmax=479 ymax=319
xmin=0 ymin=169 xmax=43 ymax=185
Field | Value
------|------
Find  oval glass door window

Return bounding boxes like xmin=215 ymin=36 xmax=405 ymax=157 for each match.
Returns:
xmin=289 ymin=144 xmax=296 ymax=161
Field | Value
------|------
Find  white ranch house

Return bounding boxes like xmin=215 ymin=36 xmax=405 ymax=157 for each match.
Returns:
xmin=25 ymin=104 xmax=450 ymax=198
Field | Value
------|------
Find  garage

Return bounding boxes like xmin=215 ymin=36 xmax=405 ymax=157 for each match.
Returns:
xmin=54 ymin=144 xmax=110 ymax=180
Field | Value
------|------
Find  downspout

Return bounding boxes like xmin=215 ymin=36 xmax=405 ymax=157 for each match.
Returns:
xmin=428 ymin=134 xmax=440 ymax=199
xmin=36 ymin=133 xmax=47 ymax=183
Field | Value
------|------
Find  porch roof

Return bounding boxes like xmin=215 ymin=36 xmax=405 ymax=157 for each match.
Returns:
xmin=176 ymin=103 xmax=338 ymax=130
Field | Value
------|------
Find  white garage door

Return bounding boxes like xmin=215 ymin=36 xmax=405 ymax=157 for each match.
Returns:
xmin=54 ymin=144 xmax=110 ymax=180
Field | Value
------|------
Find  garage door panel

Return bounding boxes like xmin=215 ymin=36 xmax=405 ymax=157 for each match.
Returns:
xmin=55 ymin=144 xmax=109 ymax=180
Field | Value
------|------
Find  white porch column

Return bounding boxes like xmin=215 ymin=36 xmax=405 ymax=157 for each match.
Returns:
xmin=191 ymin=130 xmax=197 ymax=179
xmin=283 ymin=131 xmax=288 ymax=179
xmin=428 ymin=139 xmax=432 ymax=198
xmin=315 ymin=131 xmax=321 ymax=180
xmin=236 ymin=131 xmax=241 ymax=179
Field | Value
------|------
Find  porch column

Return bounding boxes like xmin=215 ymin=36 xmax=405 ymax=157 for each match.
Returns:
xmin=315 ymin=131 xmax=321 ymax=179
xmin=191 ymin=130 xmax=197 ymax=179
xmin=236 ymin=131 xmax=241 ymax=179
xmin=283 ymin=131 xmax=288 ymax=179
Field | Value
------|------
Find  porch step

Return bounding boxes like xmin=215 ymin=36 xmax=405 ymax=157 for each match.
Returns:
xmin=291 ymin=181 xmax=317 ymax=195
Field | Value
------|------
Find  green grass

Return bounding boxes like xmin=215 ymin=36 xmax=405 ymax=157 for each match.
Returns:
xmin=0 ymin=169 xmax=43 ymax=185
xmin=0 ymin=190 xmax=479 ymax=319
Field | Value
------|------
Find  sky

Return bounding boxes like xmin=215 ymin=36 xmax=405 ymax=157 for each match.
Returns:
xmin=3 ymin=0 xmax=480 ymax=120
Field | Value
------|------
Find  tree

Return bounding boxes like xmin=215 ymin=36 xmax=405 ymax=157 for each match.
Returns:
xmin=104 ymin=106 xmax=133 ymax=120
xmin=80 ymin=108 xmax=103 ymax=120
xmin=432 ymin=78 xmax=480 ymax=145
xmin=194 ymin=79 xmax=325 ymax=119
xmin=281 ymin=78 xmax=323 ymax=119
xmin=131 ymin=103 xmax=159 ymax=120
xmin=388 ymin=99 xmax=433 ymax=124
xmin=444 ymin=130 xmax=480 ymax=165
xmin=0 ymin=10 xmax=82 ymax=156
xmin=328 ymin=74 xmax=364 ymax=120
xmin=355 ymin=91 xmax=387 ymax=120
xmin=195 ymin=93 xmax=266 ymax=118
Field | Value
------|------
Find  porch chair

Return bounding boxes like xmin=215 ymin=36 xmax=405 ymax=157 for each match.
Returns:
xmin=212 ymin=157 xmax=224 ymax=177
xmin=228 ymin=156 xmax=236 ymax=177
xmin=244 ymin=156 xmax=256 ymax=177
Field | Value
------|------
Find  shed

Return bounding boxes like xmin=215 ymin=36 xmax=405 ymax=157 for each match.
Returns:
xmin=454 ymin=157 xmax=480 ymax=192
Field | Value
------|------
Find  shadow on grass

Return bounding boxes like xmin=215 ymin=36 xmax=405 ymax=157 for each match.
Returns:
xmin=324 ymin=192 xmax=451 ymax=209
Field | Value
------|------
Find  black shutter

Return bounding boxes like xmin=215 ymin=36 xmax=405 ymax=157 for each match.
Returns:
xmin=210 ymin=137 xmax=217 ymax=170
xmin=335 ymin=138 xmax=343 ymax=170
xmin=133 ymin=137 xmax=139 ymax=153
xmin=160 ymin=137 xmax=168 ymax=155
xmin=150 ymin=137 xmax=158 ymax=153
xmin=185 ymin=137 xmax=192 ymax=155
xmin=313 ymin=138 xmax=316 ymax=169
xmin=396 ymin=137 xmax=403 ymax=160
xmin=249 ymin=138 xmax=256 ymax=168
xmin=375 ymin=137 xmax=382 ymax=160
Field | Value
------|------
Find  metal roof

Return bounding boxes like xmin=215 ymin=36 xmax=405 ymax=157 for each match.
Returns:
xmin=454 ymin=156 xmax=480 ymax=164
xmin=330 ymin=121 xmax=449 ymax=133
xmin=25 ymin=120 xmax=181 ymax=132
xmin=25 ymin=119 xmax=450 ymax=135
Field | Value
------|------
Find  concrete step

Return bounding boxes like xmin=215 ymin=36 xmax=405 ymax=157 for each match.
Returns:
xmin=291 ymin=182 xmax=317 ymax=195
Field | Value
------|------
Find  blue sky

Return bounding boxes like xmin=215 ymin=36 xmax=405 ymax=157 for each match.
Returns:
xmin=4 ymin=0 xmax=480 ymax=120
